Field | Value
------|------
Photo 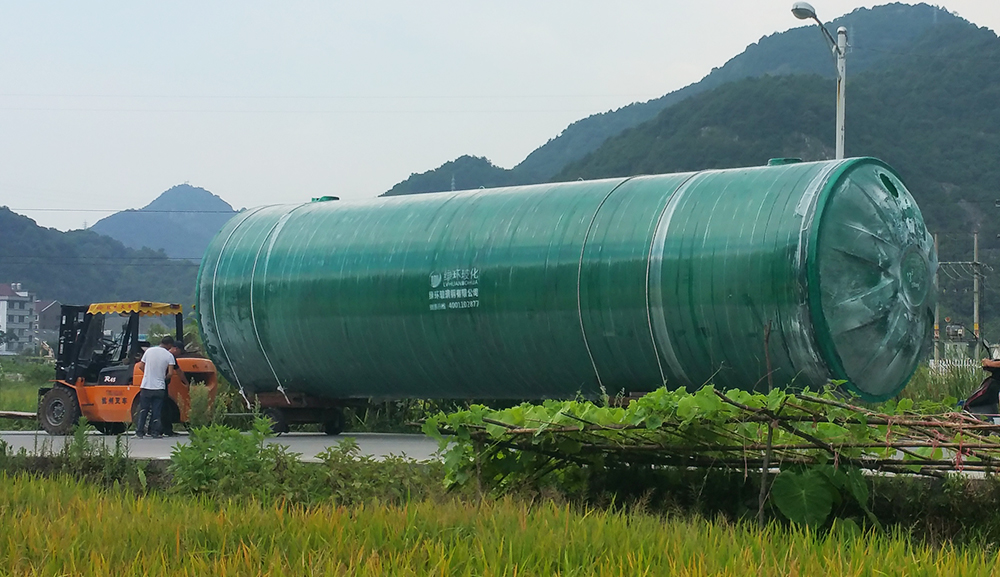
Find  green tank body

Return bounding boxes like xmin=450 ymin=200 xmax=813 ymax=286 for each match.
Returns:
xmin=197 ymin=158 xmax=935 ymax=402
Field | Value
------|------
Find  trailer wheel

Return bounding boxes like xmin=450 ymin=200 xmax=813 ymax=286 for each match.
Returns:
xmin=322 ymin=409 xmax=345 ymax=436
xmin=92 ymin=422 xmax=126 ymax=435
xmin=39 ymin=386 xmax=81 ymax=435
xmin=262 ymin=407 xmax=289 ymax=435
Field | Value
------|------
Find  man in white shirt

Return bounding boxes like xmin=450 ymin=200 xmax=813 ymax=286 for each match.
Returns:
xmin=134 ymin=335 xmax=187 ymax=438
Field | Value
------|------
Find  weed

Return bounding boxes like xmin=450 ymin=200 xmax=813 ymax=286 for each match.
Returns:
xmin=169 ymin=417 xmax=307 ymax=501
xmin=186 ymin=382 xmax=213 ymax=428
xmin=169 ymin=417 xmax=443 ymax=506
xmin=899 ymin=363 xmax=982 ymax=404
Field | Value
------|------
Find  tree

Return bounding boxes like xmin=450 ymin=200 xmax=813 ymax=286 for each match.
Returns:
xmin=0 ymin=330 xmax=19 ymax=346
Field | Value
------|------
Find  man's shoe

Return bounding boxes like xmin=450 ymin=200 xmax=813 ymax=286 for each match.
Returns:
xmin=150 ymin=434 xmax=163 ymax=439
xmin=133 ymin=434 xmax=144 ymax=439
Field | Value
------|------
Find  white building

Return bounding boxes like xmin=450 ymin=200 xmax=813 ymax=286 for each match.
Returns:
xmin=0 ymin=282 xmax=36 ymax=355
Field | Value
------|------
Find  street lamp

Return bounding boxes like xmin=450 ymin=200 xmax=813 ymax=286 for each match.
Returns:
xmin=791 ymin=2 xmax=847 ymax=159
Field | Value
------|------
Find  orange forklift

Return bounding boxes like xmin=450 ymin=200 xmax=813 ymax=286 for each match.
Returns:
xmin=38 ymin=302 xmax=217 ymax=435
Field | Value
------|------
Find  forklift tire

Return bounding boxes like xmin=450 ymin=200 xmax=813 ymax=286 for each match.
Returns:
xmin=92 ymin=422 xmax=127 ymax=435
xmin=39 ymin=387 xmax=82 ymax=436
xmin=262 ymin=407 xmax=289 ymax=435
xmin=322 ymin=409 xmax=345 ymax=436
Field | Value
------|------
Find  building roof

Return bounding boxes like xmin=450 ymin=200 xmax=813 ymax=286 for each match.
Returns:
xmin=0 ymin=283 xmax=30 ymax=298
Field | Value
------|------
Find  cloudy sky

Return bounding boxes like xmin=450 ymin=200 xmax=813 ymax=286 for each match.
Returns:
xmin=1 ymin=1 xmax=997 ymax=231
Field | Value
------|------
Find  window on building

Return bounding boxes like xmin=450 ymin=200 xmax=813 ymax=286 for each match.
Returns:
xmin=6 ymin=315 xmax=11 ymax=322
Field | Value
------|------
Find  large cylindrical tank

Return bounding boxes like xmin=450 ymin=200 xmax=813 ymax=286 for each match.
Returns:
xmin=197 ymin=158 xmax=936 ymax=402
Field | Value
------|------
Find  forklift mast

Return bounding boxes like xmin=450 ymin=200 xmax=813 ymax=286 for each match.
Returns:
xmin=55 ymin=305 xmax=89 ymax=383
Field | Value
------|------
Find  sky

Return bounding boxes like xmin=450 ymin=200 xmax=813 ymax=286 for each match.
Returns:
xmin=1 ymin=1 xmax=998 ymax=231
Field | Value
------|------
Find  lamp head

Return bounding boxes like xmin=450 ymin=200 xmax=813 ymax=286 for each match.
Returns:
xmin=791 ymin=1 xmax=818 ymax=20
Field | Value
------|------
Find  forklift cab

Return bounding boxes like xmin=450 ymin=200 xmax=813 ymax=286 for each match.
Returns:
xmin=56 ymin=301 xmax=184 ymax=386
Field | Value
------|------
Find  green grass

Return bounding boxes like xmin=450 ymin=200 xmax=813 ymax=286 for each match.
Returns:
xmin=0 ymin=379 xmax=41 ymax=430
xmin=1 ymin=473 xmax=998 ymax=576
xmin=0 ymin=357 xmax=52 ymax=430
xmin=899 ymin=363 xmax=983 ymax=404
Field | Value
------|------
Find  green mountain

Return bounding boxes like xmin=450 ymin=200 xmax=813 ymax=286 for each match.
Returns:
xmin=557 ymin=19 xmax=1000 ymax=230
xmin=383 ymin=156 xmax=517 ymax=197
xmin=384 ymin=2 xmax=957 ymax=195
xmin=555 ymin=18 xmax=1000 ymax=335
xmin=89 ymin=184 xmax=237 ymax=260
xmin=0 ymin=208 xmax=198 ymax=306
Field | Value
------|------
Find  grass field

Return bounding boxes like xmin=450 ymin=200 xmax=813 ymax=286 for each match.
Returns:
xmin=0 ymin=373 xmax=42 ymax=430
xmin=897 ymin=363 xmax=983 ymax=404
xmin=0 ymin=473 xmax=998 ymax=576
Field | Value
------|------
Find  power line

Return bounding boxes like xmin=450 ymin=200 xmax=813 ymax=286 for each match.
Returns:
xmin=0 ymin=262 xmax=200 ymax=268
xmin=852 ymin=45 xmax=1000 ymax=64
xmin=0 ymin=93 xmax=657 ymax=100
xmin=8 ymin=208 xmax=239 ymax=214
xmin=0 ymin=107 xmax=601 ymax=114
xmin=0 ymin=256 xmax=202 ymax=261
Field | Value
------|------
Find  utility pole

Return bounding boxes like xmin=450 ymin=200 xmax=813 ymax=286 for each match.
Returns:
xmin=974 ymin=231 xmax=980 ymax=339
xmin=835 ymin=26 xmax=847 ymax=160
xmin=791 ymin=4 xmax=848 ymax=159
xmin=934 ymin=233 xmax=940 ymax=364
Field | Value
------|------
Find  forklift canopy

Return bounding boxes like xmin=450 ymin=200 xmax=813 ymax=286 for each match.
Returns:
xmin=86 ymin=302 xmax=182 ymax=316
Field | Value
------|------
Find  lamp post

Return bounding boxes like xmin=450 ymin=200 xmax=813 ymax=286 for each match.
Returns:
xmin=792 ymin=2 xmax=847 ymax=159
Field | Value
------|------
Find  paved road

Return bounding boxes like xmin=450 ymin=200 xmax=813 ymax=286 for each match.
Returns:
xmin=0 ymin=431 xmax=443 ymax=462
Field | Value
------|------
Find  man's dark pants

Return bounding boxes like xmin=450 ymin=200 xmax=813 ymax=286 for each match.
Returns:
xmin=135 ymin=388 xmax=166 ymax=437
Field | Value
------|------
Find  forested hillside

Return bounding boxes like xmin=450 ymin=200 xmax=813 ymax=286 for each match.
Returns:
xmin=557 ymin=18 xmax=1000 ymax=333
xmin=385 ymin=2 xmax=956 ymax=195
xmin=557 ymin=19 xmax=1000 ymax=233
xmin=0 ymin=208 xmax=197 ymax=306
xmin=383 ymin=156 xmax=516 ymax=196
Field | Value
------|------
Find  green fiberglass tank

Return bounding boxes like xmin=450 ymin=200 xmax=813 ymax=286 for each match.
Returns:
xmin=197 ymin=158 xmax=935 ymax=402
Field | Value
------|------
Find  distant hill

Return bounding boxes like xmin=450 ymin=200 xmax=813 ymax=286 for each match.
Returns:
xmin=383 ymin=156 xmax=516 ymax=196
xmin=90 ymin=184 xmax=237 ymax=260
xmin=384 ymin=2 xmax=957 ymax=195
xmin=0 ymin=208 xmax=197 ymax=306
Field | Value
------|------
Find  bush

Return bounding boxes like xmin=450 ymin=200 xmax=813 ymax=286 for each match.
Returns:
xmin=168 ymin=417 xmax=444 ymax=505
xmin=0 ymin=417 xmax=151 ymax=491
xmin=186 ymin=383 xmax=213 ymax=428
xmin=168 ymin=417 xmax=306 ymax=501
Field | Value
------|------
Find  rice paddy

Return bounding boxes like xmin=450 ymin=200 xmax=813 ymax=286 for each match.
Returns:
xmin=1 ymin=472 xmax=999 ymax=576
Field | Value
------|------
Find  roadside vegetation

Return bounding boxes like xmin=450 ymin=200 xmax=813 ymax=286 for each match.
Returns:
xmin=5 ymin=358 xmax=1000 ymax=574
xmin=898 ymin=363 xmax=983 ymax=404
xmin=3 ymin=399 xmax=1000 ymax=574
